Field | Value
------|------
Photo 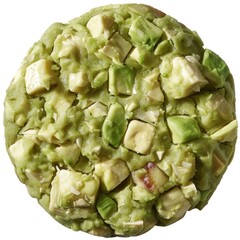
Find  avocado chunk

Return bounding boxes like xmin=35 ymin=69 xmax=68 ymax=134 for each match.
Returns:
xmin=123 ymin=120 xmax=155 ymax=154
xmin=102 ymin=103 xmax=127 ymax=147
xmin=25 ymin=59 xmax=58 ymax=95
xmin=161 ymin=56 xmax=208 ymax=99
xmin=92 ymin=70 xmax=108 ymax=89
xmin=167 ymin=115 xmax=202 ymax=144
xmin=109 ymin=64 xmax=135 ymax=95
xmin=94 ymin=159 xmax=130 ymax=192
xmin=129 ymin=16 xmax=163 ymax=50
xmin=102 ymin=32 xmax=132 ymax=63
xmin=97 ymin=193 xmax=117 ymax=219
xmin=156 ymin=187 xmax=191 ymax=225
xmin=127 ymin=47 xmax=160 ymax=67
xmin=171 ymin=31 xmax=203 ymax=55
xmin=49 ymin=169 xmax=100 ymax=210
xmin=202 ymin=49 xmax=230 ymax=88
xmin=153 ymin=15 xmax=183 ymax=38
xmin=210 ymin=120 xmax=237 ymax=142
xmin=154 ymin=39 xmax=172 ymax=56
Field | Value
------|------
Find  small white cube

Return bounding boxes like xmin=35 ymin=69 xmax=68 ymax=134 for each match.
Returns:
xmin=95 ymin=159 xmax=130 ymax=191
xmin=123 ymin=120 xmax=155 ymax=154
xmin=69 ymin=71 xmax=89 ymax=93
xmin=87 ymin=14 xmax=114 ymax=38
xmin=87 ymin=102 xmax=107 ymax=118
xmin=25 ymin=59 xmax=57 ymax=95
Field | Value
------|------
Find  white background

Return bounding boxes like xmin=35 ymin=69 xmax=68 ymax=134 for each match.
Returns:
xmin=0 ymin=0 xmax=239 ymax=239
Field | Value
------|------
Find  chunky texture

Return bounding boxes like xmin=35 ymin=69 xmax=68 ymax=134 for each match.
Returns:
xmin=4 ymin=4 xmax=237 ymax=237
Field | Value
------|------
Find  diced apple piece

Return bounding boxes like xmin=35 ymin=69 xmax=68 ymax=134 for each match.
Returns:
xmin=145 ymin=162 xmax=168 ymax=192
xmin=132 ymin=163 xmax=169 ymax=195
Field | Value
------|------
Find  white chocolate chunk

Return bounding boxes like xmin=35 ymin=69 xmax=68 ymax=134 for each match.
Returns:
xmin=102 ymin=33 xmax=132 ymax=62
xmin=143 ymin=71 xmax=164 ymax=102
xmin=147 ymin=82 xmax=164 ymax=102
xmin=87 ymin=14 xmax=114 ymax=38
xmin=9 ymin=138 xmax=35 ymax=168
xmin=123 ymin=120 xmax=155 ymax=154
xmin=25 ymin=59 xmax=57 ymax=95
xmin=87 ymin=102 xmax=107 ymax=118
xmin=68 ymin=71 xmax=89 ymax=93
xmin=95 ymin=159 xmax=130 ymax=191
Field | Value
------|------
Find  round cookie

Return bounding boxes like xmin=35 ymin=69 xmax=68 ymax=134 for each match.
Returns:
xmin=4 ymin=4 xmax=237 ymax=237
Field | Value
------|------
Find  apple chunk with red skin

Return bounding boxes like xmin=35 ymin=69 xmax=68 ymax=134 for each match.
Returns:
xmin=132 ymin=162 xmax=168 ymax=193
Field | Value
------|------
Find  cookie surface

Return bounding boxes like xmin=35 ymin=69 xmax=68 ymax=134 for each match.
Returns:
xmin=4 ymin=4 xmax=237 ymax=237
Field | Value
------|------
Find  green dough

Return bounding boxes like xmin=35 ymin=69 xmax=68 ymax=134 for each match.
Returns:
xmin=4 ymin=4 xmax=237 ymax=237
